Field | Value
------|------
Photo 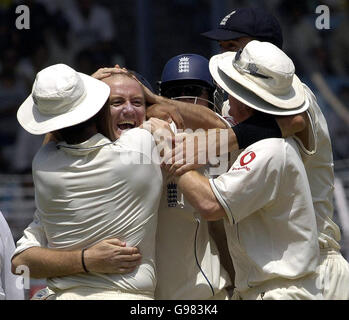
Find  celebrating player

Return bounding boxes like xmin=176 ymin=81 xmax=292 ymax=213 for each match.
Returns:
xmin=199 ymin=7 xmax=349 ymax=299
xmin=169 ymin=41 xmax=322 ymax=300
xmin=13 ymin=64 xmax=163 ymax=300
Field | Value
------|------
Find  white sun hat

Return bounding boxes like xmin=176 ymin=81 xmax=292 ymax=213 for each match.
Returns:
xmin=209 ymin=40 xmax=309 ymax=116
xmin=17 ymin=64 xmax=111 ymax=135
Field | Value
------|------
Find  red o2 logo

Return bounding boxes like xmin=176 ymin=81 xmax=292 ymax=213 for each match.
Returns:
xmin=240 ymin=151 xmax=256 ymax=166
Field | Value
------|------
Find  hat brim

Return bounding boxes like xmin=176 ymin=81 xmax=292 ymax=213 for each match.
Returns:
xmin=216 ymin=52 xmax=305 ymax=109
xmin=201 ymin=29 xmax=250 ymax=41
xmin=209 ymin=54 xmax=309 ymax=116
xmin=17 ymin=73 xmax=110 ymax=135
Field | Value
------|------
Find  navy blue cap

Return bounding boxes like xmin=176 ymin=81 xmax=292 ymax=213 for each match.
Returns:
xmin=201 ymin=7 xmax=283 ymax=49
xmin=160 ymin=53 xmax=214 ymax=89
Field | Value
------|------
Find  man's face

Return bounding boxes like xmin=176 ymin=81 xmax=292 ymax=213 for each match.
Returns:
xmin=218 ymin=36 xmax=253 ymax=53
xmin=103 ymin=75 xmax=146 ymax=139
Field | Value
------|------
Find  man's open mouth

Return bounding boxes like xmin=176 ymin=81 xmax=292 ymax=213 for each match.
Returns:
xmin=118 ymin=121 xmax=137 ymax=130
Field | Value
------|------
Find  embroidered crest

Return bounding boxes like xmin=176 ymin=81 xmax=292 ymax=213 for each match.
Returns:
xmin=167 ymin=182 xmax=178 ymax=207
xmin=178 ymin=56 xmax=190 ymax=73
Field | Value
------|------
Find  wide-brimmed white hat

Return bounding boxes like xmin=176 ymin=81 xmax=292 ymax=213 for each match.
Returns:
xmin=17 ymin=64 xmax=110 ymax=135
xmin=209 ymin=40 xmax=309 ymax=116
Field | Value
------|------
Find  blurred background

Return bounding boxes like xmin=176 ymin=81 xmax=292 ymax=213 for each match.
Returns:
xmin=0 ymin=0 xmax=348 ymax=297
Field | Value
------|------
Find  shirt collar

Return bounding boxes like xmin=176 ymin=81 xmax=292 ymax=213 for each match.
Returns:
xmin=56 ymin=133 xmax=114 ymax=156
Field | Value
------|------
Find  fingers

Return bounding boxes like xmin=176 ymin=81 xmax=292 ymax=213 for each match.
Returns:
xmin=116 ymin=254 xmax=142 ymax=262
xmin=91 ymin=67 xmax=129 ymax=80
xmin=118 ymin=246 xmax=140 ymax=255
xmin=169 ymin=112 xmax=185 ymax=130
xmin=104 ymin=238 xmax=127 ymax=247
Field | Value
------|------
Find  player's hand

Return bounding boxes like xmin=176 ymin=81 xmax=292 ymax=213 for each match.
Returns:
xmin=146 ymin=104 xmax=185 ymax=130
xmin=141 ymin=117 xmax=174 ymax=135
xmin=91 ymin=66 xmax=128 ymax=80
xmin=162 ymin=131 xmax=207 ymax=176
xmin=141 ymin=117 xmax=175 ymax=158
xmin=83 ymin=238 xmax=142 ymax=274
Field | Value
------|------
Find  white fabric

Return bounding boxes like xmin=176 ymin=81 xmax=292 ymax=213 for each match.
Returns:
xmin=54 ymin=287 xmax=153 ymax=300
xmin=232 ymin=249 xmax=349 ymax=300
xmin=17 ymin=64 xmax=110 ymax=135
xmin=17 ymin=128 xmax=162 ymax=297
xmin=209 ymin=137 xmax=320 ymax=292
xmin=155 ymin=119 xmax=231 ymax=300
xmin=209 ymin=42 xmax=309 ymax=114
xmin=15 ymin=120 xmax=231 ymax=300
xmin=0 ymin=211 xmax=25 ymax=300
xmin=316 ymin=249 xmax=349 ymax=300
xmin=233 ymin=273 xmax=322 ymax=300
xmin=155 ymin=168 xmax=231 ymax=300
xmin=292 ymin=85 xmax=349 ymax=299
xmin=293 ymin=85 xmax=342 ymax=250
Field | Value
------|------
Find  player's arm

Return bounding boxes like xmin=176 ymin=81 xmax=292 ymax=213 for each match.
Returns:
xmin=12 ymin=239 xmax=142 ymax=279
xmin=166 ymin=112 xmax=304 ymax=176
xmin=171 ymin=140 xmax=283 ymax=224
xmin=12 ymin=247 xmax=83 ymax=278
xmin=147 ymin=97 xmax=227 ymax=130
xmin=11 ymin=212 xmax=141 ymax=278
xmin=275 ymin=112 xmax=307 ymax=138
xmin=173 ymin=170 xmax=226 ymax=221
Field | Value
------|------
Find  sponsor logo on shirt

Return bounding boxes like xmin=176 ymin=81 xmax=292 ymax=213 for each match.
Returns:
xmin=232 ymin=151 xmax=256 ymax=172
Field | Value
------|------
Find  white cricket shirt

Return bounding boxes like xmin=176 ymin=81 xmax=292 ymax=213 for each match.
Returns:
xmin=154 ymin=119 xmax=231 ymax=299
xmin=16 ymin=128 xmax=162 ymax=296
xmin=293 ymin=84 xmax=341 ymax=250
xmin=209 ymin=138 xmax=320 ymax=292
xmin=155 ymin=167 xmax=231 ymax=300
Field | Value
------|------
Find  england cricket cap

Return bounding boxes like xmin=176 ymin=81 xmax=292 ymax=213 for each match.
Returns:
xmin=201 ymin=7 xmax=283 ymax=49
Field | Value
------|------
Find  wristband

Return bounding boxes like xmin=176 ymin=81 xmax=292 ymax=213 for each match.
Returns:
xmin=232 ymin=112 xmax=282 ymax=149
xmin=81 ymin=248 xmax=89 ymax=273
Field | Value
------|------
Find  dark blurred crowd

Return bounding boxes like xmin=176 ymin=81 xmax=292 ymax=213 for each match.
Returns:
xmin=0 ymin=0 xmax=348 ymax=175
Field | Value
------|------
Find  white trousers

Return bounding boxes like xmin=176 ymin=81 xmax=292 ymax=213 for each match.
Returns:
xmin=232 ymin=249 xmax=349 ymax=300
xmin=317 ymin=248 xmax=349 ymax=300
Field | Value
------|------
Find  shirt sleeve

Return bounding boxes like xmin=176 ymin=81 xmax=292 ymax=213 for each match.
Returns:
xmin=209 ymin=139 xmax=285 ymax=225
xmin=0 ymin=212 xmax=25 ymax=300
xmin=13 ymin=210 xmax=48 ymax=258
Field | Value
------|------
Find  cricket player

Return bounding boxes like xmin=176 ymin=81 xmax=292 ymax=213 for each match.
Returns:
xmin=154 ymin=53 xmax=233 ymax=300
xmin=13 ymin=65 xmax=163 ymax=300
xmin=201 ymin=7 xmax=349 ymax=299
xmin=167 ymin=41 xmax=323 ymax=300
